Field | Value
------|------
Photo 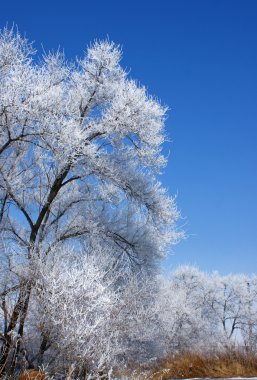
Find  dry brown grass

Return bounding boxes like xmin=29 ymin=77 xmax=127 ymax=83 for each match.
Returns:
xmin=17 ymin=370 xmax=47 ymax=380
xmin=149 ymin=350 xmax=257 ymax=379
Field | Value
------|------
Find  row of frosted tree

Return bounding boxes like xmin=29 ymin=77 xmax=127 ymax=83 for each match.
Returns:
xmin=2 ymin=255 xmax=257 ymax=376
xmin=0 ymin=28 xmax=256 ymax=378
xmin=159 ymin=266 xmax=257 ymax=353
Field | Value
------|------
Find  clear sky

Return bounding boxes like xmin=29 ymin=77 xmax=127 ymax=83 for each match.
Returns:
xmin=1 ymin=0 xmax=257 ymax=275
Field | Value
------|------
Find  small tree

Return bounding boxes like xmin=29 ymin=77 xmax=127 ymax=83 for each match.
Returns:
xmin=157 ymin=267 xmax=215 ymax=353
xmin=0 ymin=27 xmax=181 ymax=374
xmin=29 ymin=250 xmax=160 ymax=374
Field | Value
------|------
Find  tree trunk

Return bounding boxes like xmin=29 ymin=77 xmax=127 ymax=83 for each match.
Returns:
xmin=0 ymin=283 xmax=32 ymax=375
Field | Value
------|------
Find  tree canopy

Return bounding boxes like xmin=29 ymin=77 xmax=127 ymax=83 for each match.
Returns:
xmin=0 ymin=27 xmax=181 ymax=376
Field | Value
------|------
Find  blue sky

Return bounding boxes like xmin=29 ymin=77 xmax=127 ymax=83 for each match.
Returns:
xmin=1 ymin=0 xmax=257 ymax=275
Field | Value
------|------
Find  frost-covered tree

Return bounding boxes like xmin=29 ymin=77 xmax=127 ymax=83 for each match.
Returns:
xmin=240 ymin=275 xmax=257 ymax=351
xmin=157 ymin=267 xmax=217 ymax=353
xmin=0 ymin=27 xmax=181 ymax=375
xmin=205 ymin=273 xmax=257 ymax=347
xmin=26 ymin=249 xmax=160 ymax=375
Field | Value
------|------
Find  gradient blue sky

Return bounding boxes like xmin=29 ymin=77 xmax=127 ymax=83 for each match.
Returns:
xmin=1 ymin=0 xmax=257 ymax=275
